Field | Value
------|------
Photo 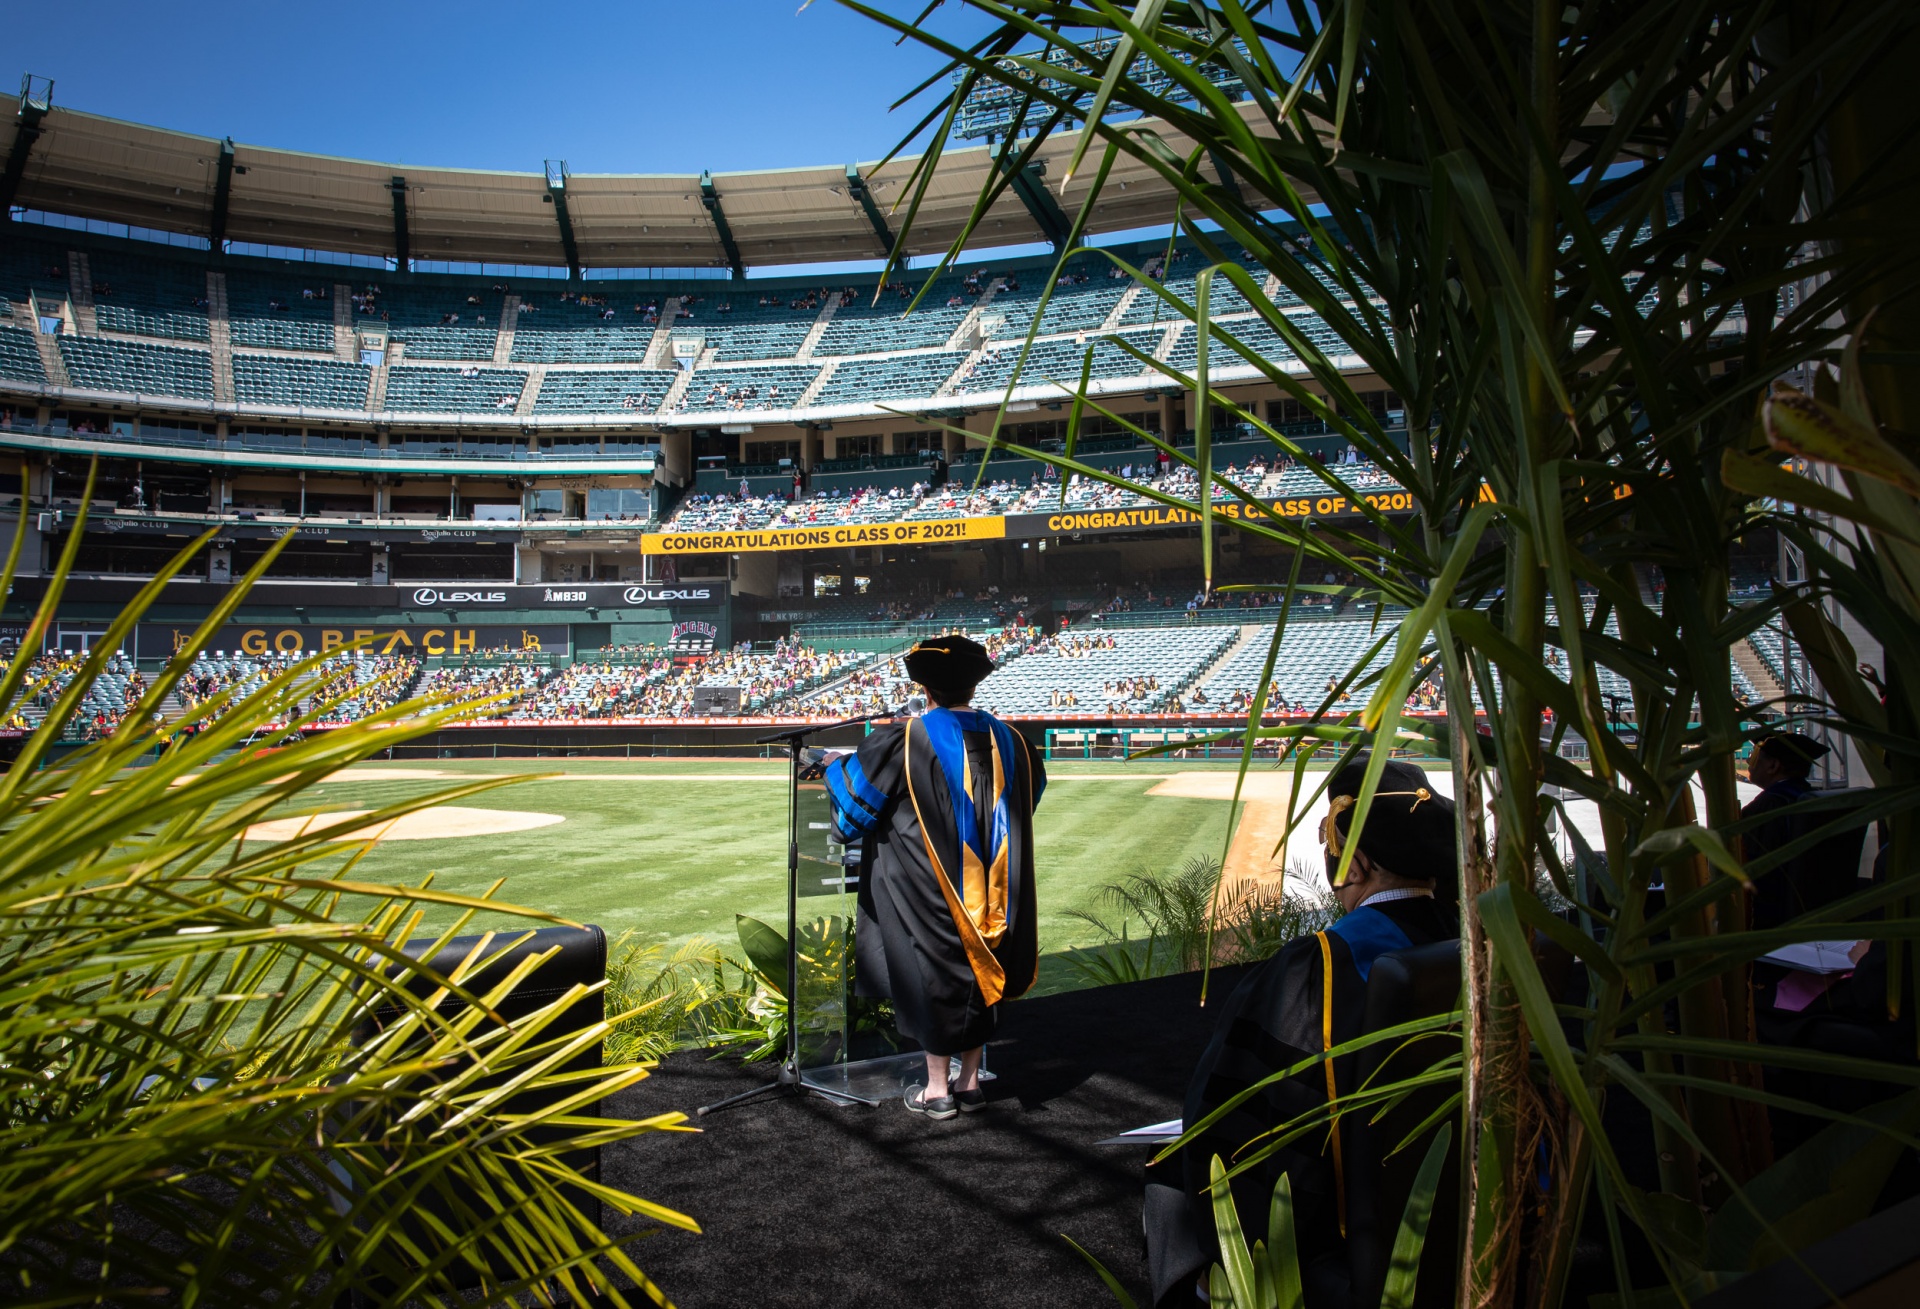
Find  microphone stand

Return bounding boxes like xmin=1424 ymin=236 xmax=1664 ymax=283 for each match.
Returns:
xmin=696 ymin=705 xmax=912 ymax=1116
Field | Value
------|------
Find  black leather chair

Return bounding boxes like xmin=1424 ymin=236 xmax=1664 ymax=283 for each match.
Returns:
xmin=1343 ymin=941 xmax=1463 ymax=1309
xmin=340 ymin=924 xmax=609 ymax=1303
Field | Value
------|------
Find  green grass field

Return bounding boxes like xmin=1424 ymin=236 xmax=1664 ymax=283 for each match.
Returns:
xmin=275 ymin=756 xmax=1282 ymax=990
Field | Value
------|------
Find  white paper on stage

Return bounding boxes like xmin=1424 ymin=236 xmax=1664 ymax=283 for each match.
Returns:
xmin=1759 ymin=940 xmax=1863 ymax=975
xmin=1096 ymin=1118 xmax=1184 ymax=1146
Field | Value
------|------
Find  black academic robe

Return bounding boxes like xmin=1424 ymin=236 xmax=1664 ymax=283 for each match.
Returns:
xmin=825 ymin=709 xmax=1045 ymax=1056
xmin=1145 ymin=896 xmax=1455 ymax=1309
xmin=1743 ymin=778 xmax=1865 ymax=930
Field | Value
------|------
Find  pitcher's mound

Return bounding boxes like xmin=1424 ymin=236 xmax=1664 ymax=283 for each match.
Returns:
xmin=245 ymin=806 xmax=565 ymax=843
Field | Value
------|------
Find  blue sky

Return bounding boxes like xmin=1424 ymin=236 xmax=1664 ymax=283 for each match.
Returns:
xmin=8 ymin=1 xmax=994 ymax=175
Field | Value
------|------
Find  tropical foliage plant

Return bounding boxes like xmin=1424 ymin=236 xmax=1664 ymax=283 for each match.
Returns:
xmin=0 ymin=478 xmax=693 ymax=1307
xmin=1068 ymin=1128 xmax=1453 ymax=1309
xmin=604 ymin=930 xmax=762 ymax=1063
xmin=842 ymin=1 xmax=1920 ymax=1302
xmin=1061 ymin=856 xmax=1341 ymax=984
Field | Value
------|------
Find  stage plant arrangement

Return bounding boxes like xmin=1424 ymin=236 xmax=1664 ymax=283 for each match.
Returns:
xmin=845 ymin=0 xmax=1920 ymax=1302
xmin=1061 ymin=856 xmax=1344 ymax=985
xmin=0 ymin=474 xmax=695 ymax=1308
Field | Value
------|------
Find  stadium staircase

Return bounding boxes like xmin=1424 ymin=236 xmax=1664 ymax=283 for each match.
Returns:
xmin=66 ymin=253 xmax=98 ymax=335
xmin=331 ymin=283 xmax=356 ymax=359
xmin=492 ymin=294 xmax=521 ymax=364
xmin=643 ymin=323 xmax=676 ymax=369
xmin=156 ymin=687 xmax=189 ymax=726
xmin=366 ymin=351 xmax=392 ymax=411
xmin=1195 ymin=624 xmax=1262 ymax=695
xmin=945 ymin=277 xmax=1006 ymax=350
xmin=798 ymin=359 xmax=838 ymax=407
xmin=797 ymin=648 xmax=893 ymax=706
xmin=514 ymin=365 xmax=546 ymax=417
xmin=1733 ymin=637 xmax=1783 ymax=704
xmin=659 ymin=366 xmax=695 ymax=413
xmin=32 ymin=321 xmax=70 ymax=387
xmin=795 ymin=292 xmax=842 ymax=361
xmin=939 ymin=346 xmax=987 ymax=398
xmin=1101 ymin=282 xmax=1145 ymax=331
xmin=206 ymin=271 xmax=235 ymax=405
xmin=1154 ymin=319 xmax=1184 ymax=361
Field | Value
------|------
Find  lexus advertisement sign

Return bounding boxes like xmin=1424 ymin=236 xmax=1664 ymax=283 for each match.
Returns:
xmin=9 ymin=577 xmax=725 ymax=612
xmin=401 ymin=584 xmax=722 ymax=610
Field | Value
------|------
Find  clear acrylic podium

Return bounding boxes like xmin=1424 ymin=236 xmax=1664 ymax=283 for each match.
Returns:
xmin=793 ymin=749 xmax=990 ymax=1105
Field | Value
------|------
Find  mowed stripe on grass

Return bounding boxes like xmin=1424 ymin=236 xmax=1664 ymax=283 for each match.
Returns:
xmin=284 ymin=763 xmax=1243 ymax=960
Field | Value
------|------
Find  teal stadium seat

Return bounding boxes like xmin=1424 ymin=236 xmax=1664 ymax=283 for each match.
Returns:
xmin=58 ymin=337 xmax=213 ymax=400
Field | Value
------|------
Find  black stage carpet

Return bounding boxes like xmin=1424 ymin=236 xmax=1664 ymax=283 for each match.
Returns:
xmin=603 ymin=965 xmax=1247 ymax=1309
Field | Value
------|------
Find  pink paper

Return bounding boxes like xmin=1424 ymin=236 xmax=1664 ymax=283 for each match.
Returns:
xmin=1775 ymin=969 xmax=1847 ymax=1013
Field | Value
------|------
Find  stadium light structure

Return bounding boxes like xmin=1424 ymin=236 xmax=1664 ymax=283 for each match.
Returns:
xmin=844 ymin=164 xmax=895 ymax=259
xmin=389 ymin=175 xmax=411 ymax=272
xmin=699 ymin=171 xmax=746 ymax=281
xmin=1 ymin=75 xmax=54 ymax=222
xmin=209 ymin=138 xmax=237 ymax=252
xmin=991 ymin=145 xmax=1071 ymax=253
xmin=544 ymin=160 xmax=582 ymax=281
xmin=950 ymin=34 xmax=1247 ymax=143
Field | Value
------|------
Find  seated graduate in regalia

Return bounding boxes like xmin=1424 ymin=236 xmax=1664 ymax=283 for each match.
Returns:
xmin=822 ymin=635 xmax=1046 ymax=1121
xmin=1145 ymin=756 xmax=1458 ymax=1307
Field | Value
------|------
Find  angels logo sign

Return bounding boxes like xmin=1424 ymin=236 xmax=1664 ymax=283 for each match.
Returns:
xmin=671 ymin=621 xmax=719 ymax=642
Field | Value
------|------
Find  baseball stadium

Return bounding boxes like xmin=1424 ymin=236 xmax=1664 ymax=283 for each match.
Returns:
xmin=6 ymin=4 xmax=1918 ymax=1307
xmin=0 ymin=64 xmax=1576 ymax=943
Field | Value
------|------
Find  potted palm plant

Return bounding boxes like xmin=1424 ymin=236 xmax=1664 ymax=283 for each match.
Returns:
xmin=839 ymin=2 xmax=1920 ymax=1301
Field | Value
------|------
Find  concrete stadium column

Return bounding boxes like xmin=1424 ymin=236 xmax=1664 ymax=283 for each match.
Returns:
xmin=660 ymin=429 xmax=692 ymax=485
xmin=516 ymin=545 xmax=541 ymax=584
xmin=946 ymin=411 xmax=970 ymax=460
xmin=799 ymin=425 xmax=819 ymax=472
xmin=1158 ymin=391 xmax=1181 ymax=443
xmin=734 ymin=551 xmax=777 ymax=598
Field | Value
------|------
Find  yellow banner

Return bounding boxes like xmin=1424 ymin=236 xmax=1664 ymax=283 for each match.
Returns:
xmin=642 ymin=516 xmax=1007 ymax=555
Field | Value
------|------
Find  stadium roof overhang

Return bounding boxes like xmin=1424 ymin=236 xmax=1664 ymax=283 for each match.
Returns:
xmin=0 ymin=95 xmax=1291 ymax=270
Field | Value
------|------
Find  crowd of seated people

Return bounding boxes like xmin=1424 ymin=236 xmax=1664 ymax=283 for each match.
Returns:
xmin=413 ymin=660 xmax=548 ymax=717
xmin=804 ymin=656 xmax=914 ymax=720
xmin=0 ymin=651 xmax=148 ymax=739
xmin=684 ymin=640 xmax=872 ymax=715
xmin=1219 ymin=678 xmax=1444 ymax=717
xmin=178 ymin=650 xmax=420 ymax=723
xmin=518 ymin=655 xmax=677 ymax=719
xmin=1040 ymin=631 xmax=1117 ymax=658
xmin=681 ymin=376 xmax=808 ymax=412
xmin=663 ymin=454 xmax=1403 ymax=537
xmin=448 ymin=639 xmax=873 ymax=719
xmin=306 ymin=654 xmax=423 ymax=721
xmin=801 ymin=627 xmax=1043 ymax=720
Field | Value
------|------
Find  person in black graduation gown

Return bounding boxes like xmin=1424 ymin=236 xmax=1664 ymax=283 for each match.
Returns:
xmin=1742 ymin=731 xmax=1864 ymax=930
xmin=823 ymin=635 xmax=1045 ymax=1120
xmin=1145 ymin=757 xmax=1458 ymax=1307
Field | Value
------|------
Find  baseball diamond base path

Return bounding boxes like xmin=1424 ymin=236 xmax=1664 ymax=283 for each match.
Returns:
xmin=243 ymin=806 xmax=566 ymax=843
xmin=1147 ymin=771 xmax=1298 ymax=893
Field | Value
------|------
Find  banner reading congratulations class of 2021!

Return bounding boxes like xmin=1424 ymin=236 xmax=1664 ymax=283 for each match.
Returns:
xmin=638 ymin=489 xmax=1417 ymax=554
